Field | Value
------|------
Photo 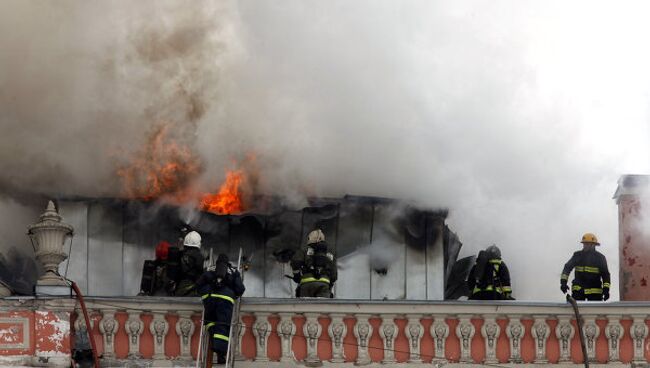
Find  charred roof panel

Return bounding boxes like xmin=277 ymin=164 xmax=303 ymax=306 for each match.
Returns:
xmin=44 ymin=195 xmax=464 ymax=300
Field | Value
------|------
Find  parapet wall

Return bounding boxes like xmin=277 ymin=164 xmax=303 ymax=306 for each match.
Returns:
xmin=1 ymin=297 xmax=650 ymax=367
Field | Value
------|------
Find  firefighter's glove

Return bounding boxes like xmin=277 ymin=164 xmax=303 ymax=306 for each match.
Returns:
xmin=206 ymin=265 xmax=216 ymax=272
xmin=603 ymin=288 xmax=610 ymax=301
xmin=560 ymin=283 xmax=569 ymax=294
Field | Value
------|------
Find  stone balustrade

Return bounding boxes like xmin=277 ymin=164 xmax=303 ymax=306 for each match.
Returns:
xmin=3 ymin=297 xmax=650 ymax=366
xmin=237 ymin=299 xmax=650 ymax=367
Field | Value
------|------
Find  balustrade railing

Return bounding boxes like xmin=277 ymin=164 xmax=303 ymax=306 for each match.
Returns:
xmin=4 ymin=297 xmax=650 ymax=367
xmin=235 ymin=299 xmax=650 ymax=366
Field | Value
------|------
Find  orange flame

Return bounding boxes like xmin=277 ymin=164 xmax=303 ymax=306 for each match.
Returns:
xmin=118 ymin=124 xmax=251 ymax=215
xmin=117 ymin=124 xmax=201 ymax=202
xmin=199 ymin=170 xmax=245 ymax=215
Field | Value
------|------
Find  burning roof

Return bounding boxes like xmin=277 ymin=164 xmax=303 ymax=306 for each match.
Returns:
xmin=116 ymin=123 xmax=259 ymax=216
xmin=30 ymin=194 xmax=469 ymax=300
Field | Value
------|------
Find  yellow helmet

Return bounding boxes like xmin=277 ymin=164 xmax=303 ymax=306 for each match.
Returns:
xmin=580 ymin=233 xmax=600 ymax=245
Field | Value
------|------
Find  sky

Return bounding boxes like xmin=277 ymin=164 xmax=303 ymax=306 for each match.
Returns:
xmin=1 ymin=1 xmax=650 ymax=300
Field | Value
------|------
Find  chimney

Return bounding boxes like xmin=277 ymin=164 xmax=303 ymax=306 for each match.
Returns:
xmin=614 ymin=175 xmax=650 ymax=300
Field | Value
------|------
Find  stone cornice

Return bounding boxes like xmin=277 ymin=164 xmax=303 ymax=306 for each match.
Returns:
xmin=0 ymin=297 xmax=76 ymax=311
xmin=239 ymin=298 xmax=650 ymax=317
xmin=2 ymin=296 xmax=650 ymax=317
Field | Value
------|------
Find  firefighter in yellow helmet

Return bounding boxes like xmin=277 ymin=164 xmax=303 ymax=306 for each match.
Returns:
xmin=560 ymin=233 xmax=611 ymax=301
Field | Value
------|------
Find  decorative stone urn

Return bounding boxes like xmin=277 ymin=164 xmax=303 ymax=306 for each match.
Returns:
xmin=27 ymin=201 xmax=74 ymax=286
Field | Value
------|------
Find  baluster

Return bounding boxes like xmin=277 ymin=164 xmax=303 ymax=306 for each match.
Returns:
xmin=278 ymin=312 xmax=296 ymax=363
xmin=328 ymin=313 xmax=347 ymax=363
xmin=234 ymin=313 xmax=246 ymax=361
xmin=532 ymin=316 xmax=550 ymax=363
xmin=631 ymin=315 xmax=648 ymax=364
xmin=456 ymin=316 xmax=475 ymax=363
xmin=605 ymin=316 xmax=622 ymax=363
xmin=125 ymin=310 xmax=144 ymax=359
xmin=303 ymin=313 xmax=322 ymax=366
xmin=252 ymin=312 xmax=270 ymax=362
xmin=582 ymin=316 xmax=599 ymax=362
xmin=99 ymin=309 xmax=118 ymax=360
xmin=555 ymin=315 xmax=574 ymax=363
xmin=406 ymin=314 xmax=424 ymax=363
xmin=481 ymin=316 xmax=500 ymax=364
xmin=176 ymin=311 xmax=196 ymax=361
xmin=430 ymin=315 xmax=449 ymax=363
xmin=149 ymin=311 xmax=169 ymax=361
xmin=506 ymin=316 xmax=523 ymax=364
xmin=73 ymin=309 xmax=91 ymax=355
xmin=353 ymin=314 xmax=373 ymax=366
xmin=379 ymin=314 xmax=397 ymax=364
xmin=73 ymin=308 xmax=88 ymax=337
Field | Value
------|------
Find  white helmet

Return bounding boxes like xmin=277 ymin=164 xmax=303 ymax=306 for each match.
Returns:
xmin=307 ymin=229 xmax=325 ymax=245
xmin=183 ymin=231 xmax=202 ymax=248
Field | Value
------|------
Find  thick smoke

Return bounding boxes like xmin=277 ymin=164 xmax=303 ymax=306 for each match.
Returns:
xmin=2 ymin=1 xmax=650 ymax=299
xmin=205 ymin=1 xmax=650 ymax=300
xmin=0 ymin=1 xmax=237 ymax=198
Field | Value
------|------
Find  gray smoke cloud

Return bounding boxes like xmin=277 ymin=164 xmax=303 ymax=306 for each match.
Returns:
xmin=0 ymin=1 xmax=236 ymax=198
xmin=2 ymin=1 xmax=650 ymax=299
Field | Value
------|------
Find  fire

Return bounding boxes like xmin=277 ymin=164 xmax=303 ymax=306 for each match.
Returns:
xmin=117 ymin=124 xmax=255 ymax=215
xmin=117 ymin=125 xmax=202 ymax=201
xmin=199 ymin=170 xmax=245 ymax=215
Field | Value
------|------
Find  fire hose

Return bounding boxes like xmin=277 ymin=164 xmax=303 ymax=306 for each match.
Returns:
xmin=566 ymin=294 xmax=589 ymax=368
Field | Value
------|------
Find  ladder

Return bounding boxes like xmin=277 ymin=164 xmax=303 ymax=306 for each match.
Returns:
xmin=224 ymin=248 xmax=245 ymax=367
xmin=196 ymin=248 xmax=244 ymax=368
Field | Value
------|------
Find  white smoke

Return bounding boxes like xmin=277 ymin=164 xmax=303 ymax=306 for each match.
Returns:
xmin=2 ymin=1 xmax=650 ymax=299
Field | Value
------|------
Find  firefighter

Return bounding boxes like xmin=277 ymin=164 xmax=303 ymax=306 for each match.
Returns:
xmin=290 ymin=229 xmax=337 ymax=298
xmin=138 ymin=241 xmax=172 ymax=296
xmin=467 ymin=245 xmax=513 ymax=300
xmin=173 ymin=231 xmax=205 ymax=296
xmin=561 ymin=233 xmax=610 ymax=301
xmin=196 ymin=254 xmax=245 ymax=365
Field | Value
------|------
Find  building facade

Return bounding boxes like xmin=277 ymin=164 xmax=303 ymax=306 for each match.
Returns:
xmin=3 ymin=179 xmax=650 ymax=366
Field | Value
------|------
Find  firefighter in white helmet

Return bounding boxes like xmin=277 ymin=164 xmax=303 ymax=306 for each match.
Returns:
xmin=172 ymin=231 xmax=205 ymax=296
xmin=290 ymin=229 xmax=337 ymax=298
xmin=560 ymin=233 xmax=611 ymax=301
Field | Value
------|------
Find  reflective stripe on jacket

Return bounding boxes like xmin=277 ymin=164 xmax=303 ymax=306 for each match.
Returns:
xmin=201 ymin=293 xmax=235 ymax=304
xmin=467 ymin=258 xmax=512 ymax=297
xmin=300 ymin=277 xmax=330 ymax=284
xmin=562 ymin=249 xmax=610 ymax=293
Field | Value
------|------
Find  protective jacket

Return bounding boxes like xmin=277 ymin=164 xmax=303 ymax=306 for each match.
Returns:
xmin=561 ymin=249 xmax=610 ymax=300
xmin=173 ymin=247 xmax=205 ymax=296
xmin=196 ymin=261 xmax=245 ymax=358
xmin=467 ymin=253 xmax=512 ymax=300
xmin=290 ymin=241 xmax=337 ymax=298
